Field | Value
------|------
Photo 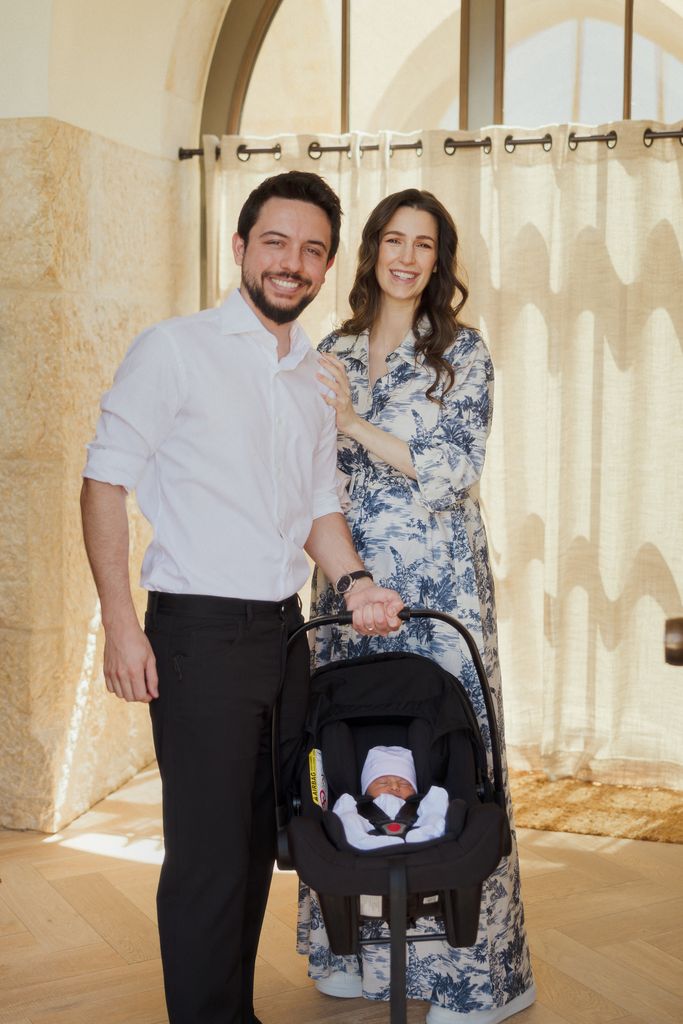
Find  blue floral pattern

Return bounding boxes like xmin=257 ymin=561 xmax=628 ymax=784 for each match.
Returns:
xmin=297 ymin=326 xmax=534 ymax=1014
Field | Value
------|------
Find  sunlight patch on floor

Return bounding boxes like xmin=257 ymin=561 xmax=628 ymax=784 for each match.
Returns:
xmin=48 ymin=830 xmax=164 ymax=864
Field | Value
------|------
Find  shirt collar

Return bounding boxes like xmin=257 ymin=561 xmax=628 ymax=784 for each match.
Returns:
xmin=347 ymin=320 xmax=427 ymax=368
xmin=218 ymin=289 xmax=312 ymax=366
xmin=393 ymin=325 xmax=425 ymax=366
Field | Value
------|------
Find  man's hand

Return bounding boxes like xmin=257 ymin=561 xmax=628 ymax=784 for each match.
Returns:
xmin=345 ymin=579 xmax=404 ymax=636
xmin=81 ymin=479 xmax=159 ymax=703
xmin=304 ymin=512 xmax=404 ymax=635
xmin=103 ymin=619 xmax=159 ymax=703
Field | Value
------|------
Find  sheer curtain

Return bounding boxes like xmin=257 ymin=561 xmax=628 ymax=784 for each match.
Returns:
xmin=204 ymin=123 xmax=683 ymax=789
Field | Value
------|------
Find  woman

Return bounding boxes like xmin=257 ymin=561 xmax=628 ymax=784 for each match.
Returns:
xmin=296 ymin=189 xmax=535 ymax=1023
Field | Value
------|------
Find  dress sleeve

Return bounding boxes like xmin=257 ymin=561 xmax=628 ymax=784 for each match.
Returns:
xmin=317 ymin=331 xmax=339 ymax=355
xmin=408 ymin=331 xmax=493 ymax=512
xmin=83 ymin=325 xmax=187 ymax=492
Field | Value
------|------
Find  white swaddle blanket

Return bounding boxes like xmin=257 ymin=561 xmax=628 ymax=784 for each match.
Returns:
xmin=333 ymin=786 xmax=449 ymax=851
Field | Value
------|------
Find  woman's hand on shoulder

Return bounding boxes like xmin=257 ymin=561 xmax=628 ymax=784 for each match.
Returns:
xmin=317 ymin=352 xmax=359 ymax=435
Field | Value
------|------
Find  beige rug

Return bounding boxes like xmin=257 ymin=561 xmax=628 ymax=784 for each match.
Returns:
xmin=510 ymin=771 xmax=683 ymax=844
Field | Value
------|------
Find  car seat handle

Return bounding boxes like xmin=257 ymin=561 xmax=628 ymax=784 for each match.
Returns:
xmin=286 ymin=608 xmax=506 ymax=808
xmin=287 ymin=608 xmax=410 ymax=644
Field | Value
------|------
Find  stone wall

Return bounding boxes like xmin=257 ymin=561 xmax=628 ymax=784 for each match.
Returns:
xmin=0 ymin=116 xmax=199 ymax=831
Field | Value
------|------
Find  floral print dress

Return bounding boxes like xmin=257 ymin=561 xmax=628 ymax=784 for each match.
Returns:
xmin=296 ymin=325 xmax=534 ymax=1015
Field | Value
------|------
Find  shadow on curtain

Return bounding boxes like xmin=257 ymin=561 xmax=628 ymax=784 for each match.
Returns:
xmin=203 ymin=122 xmax=683 ymax=789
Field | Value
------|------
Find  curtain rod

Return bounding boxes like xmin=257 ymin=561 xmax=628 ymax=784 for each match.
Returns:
xmin=178 ymin=140 xmax=424 ymax=161
xmin=568 ymin=130 xmax=618 ymax=150
xmin=178 ymin=126 xmax=683 ymax=161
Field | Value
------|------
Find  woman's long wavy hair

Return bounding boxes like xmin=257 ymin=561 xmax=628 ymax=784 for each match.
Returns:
xmin=339 ymin=189 xmax=469 ymax=402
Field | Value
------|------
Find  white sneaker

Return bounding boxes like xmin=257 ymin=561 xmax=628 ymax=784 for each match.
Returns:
xmin=314 ymin=970 xmax=363 ymax=998
xmin=426 ymin=984 xmax=536 ymax=1024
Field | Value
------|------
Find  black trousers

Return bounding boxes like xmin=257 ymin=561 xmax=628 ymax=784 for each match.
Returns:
xmin=146 ymin=592 xmax=308 ymax=1024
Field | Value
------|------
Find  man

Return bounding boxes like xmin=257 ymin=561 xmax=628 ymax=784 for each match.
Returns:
xmin=81 ymin=171 xmax=403 ymax=1024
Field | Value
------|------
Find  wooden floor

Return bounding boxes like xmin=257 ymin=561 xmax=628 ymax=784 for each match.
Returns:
xmin=1 ymin=766 xmax=682 ymax=1024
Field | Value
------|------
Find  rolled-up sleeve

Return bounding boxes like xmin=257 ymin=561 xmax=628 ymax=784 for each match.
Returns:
xmin=83 ymin=326 xmax=186 ymax=492
xmin=408 ymin=335 xmax=493 ymax=512
xmin=311 ymin=404 xmax=342 ymax=519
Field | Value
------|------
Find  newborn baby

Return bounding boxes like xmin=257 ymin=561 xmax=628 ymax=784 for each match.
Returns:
xmin=333 ymin=745 xmax=449 ymax=851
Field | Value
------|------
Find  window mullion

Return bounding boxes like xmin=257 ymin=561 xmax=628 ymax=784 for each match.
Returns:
xmin=623 ymin=0 xmax=634 ymax=119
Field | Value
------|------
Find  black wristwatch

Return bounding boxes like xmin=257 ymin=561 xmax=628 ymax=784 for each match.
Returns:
xmin=335 ymin=570 xmax=374 ymax=595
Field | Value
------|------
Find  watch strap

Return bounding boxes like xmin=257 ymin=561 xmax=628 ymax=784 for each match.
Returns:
xmin=335 ymin=569 xmax=374 ymax=595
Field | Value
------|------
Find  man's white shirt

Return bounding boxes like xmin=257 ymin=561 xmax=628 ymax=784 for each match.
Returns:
xmin=83 ymin=289 xmax=341 ymax=600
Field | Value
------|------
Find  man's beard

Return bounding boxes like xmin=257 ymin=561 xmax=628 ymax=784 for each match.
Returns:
xmin=241 ymin=268 xmax=316 ymax=325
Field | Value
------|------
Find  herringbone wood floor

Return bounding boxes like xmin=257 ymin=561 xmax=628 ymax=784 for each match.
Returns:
xmin=1 ymin=765 xmax=681 ymax=1024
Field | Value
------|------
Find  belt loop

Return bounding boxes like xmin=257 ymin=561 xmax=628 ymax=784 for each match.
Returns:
xmin=245 ymin=602 xmax=254 ymax=626
xmin=147 ymin=590 xmax=159 ymax=627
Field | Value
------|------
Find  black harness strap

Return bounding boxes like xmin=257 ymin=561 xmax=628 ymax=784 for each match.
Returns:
xmin=357 ymin=795 xmax=421 ymax=838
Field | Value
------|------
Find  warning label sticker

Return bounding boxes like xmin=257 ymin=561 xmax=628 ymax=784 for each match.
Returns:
xmin=308 ymin=748 xmax=328 ymax=810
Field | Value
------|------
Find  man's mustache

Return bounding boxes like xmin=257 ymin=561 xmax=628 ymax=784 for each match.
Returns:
xmin=264 ymin=272 xmax=312 ymax=287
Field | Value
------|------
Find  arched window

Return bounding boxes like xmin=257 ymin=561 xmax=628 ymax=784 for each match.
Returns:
xmin=203 ymin=0 xmax=683 ymax=137
xmin=241 ymin=0 xmax=461 ymax=135
xmin=505 ymin=0 xmax=683 ymax=125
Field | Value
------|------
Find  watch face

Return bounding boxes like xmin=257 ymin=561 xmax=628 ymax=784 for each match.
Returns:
xmin=336 ymin=574 xmax=352 ymax=594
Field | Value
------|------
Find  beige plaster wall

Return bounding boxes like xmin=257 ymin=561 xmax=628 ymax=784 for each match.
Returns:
xmin=0 ymin=0 xmax=53 ymax=118
xmin=0 ymin=0 xmax=228 ymax=158
xmin=0 ymin=116 xmax=199 ymax=830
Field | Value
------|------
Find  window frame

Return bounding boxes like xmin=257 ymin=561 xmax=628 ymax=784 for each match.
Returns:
xmin=202 ymin=0 xmax=653 ymax=138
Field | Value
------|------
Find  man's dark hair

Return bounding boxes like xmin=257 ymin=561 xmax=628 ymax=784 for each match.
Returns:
xmin=237 ymin=171 xmax=342 ymax=261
